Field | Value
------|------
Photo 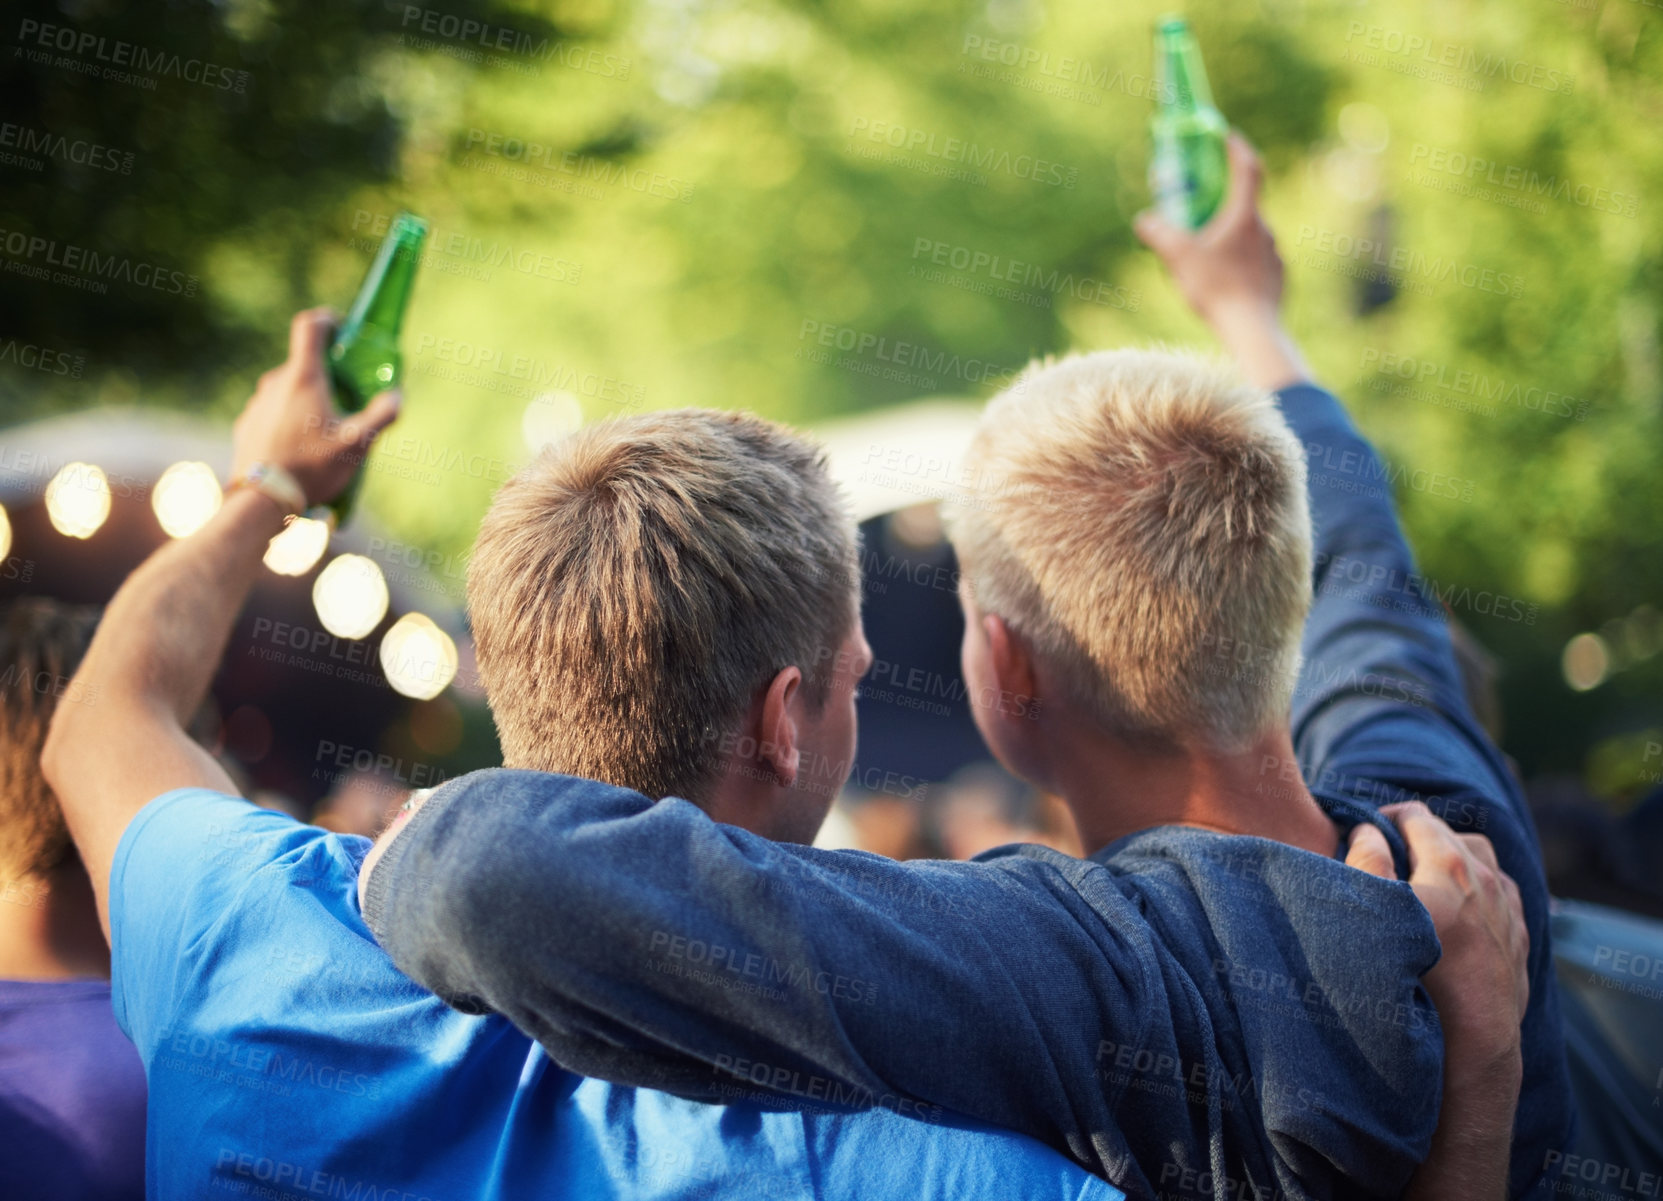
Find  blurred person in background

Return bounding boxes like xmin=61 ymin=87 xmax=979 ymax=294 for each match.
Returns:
xmin=820 ymin=762 xmax=1081 ymax=861
xmin=36 ymin=310 xmax=1127 ymax=1201
xmin=927 ymin=762 xmax=1082 ymax=861
xmin=310 ymin=765 xmax=417 ymax=839
xmin=0 ymin=597 xmax=144 ymax=1200
xmin=1449 ymin=614 xmax=1663 ymax=1171
xmin=360 ymin=139 xmax=1536 ymax=1200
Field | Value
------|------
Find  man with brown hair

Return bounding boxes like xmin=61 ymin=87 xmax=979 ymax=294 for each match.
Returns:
xmin=362 ymin=140 xmax=1549 ymax=1198
xmin=465 ymin=408 xmax=865 ymax=840
xmin=0 ymin=597 xmax=144 ymax=1198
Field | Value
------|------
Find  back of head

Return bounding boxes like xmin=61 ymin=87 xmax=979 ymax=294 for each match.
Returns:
xmin=949 ymin=349 xmax=1312 ymax=751
xmin=468 ymin=409 xmax=858 ymax=803
xmin=0 ymin=598 xmax=100 ymax=880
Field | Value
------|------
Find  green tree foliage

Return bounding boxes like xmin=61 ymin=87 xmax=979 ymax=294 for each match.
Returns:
xmin=2 ymin=0 xmax=1659 ymax=783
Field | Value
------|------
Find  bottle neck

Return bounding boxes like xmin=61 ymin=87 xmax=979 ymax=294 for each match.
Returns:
xmin=1157 ymin=34 xmax=1214 ymax=111
xmin=349 ymin=226 xmax=424 ymax=334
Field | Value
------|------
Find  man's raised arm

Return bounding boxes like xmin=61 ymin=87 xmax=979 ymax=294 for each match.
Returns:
xmin=1137 ymin=133 xmax=1541 ymax=1198
xmin=1136 ymin=141 xmax=1523 ymax=835
xmin=42 ymin=309 xmax=398 ymax=939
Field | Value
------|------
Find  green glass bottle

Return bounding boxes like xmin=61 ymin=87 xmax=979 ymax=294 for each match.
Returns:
xmin=325 ymin=211 xmax=427 ymax=526
xmin=1149 ymin=17 xmax=1229 ymax=231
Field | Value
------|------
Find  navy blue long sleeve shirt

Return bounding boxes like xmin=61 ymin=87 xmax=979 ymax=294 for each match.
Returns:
xmin=366 ymin=382 xmax=1572 ymax=1200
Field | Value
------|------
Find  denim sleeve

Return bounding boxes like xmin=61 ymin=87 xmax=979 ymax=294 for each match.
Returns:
xmin=1276 ymin=383 xmax=1515 ymax=815
xmin=1274 ymin=383 xmax=1572 ymax=1195
xmin=1276 ymin=381 xmax=1537 ymax=872
xmin=365 ymin=768 xmax=1156 ymax=1165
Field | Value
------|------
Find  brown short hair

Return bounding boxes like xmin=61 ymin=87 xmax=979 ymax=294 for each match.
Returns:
xmin=1 ymin=598 xmax=100 ymax=878
xmin=468 ymin=409 xmax=859 ymax=803
xmin=949 ymin=349 xmax=1312 ymax=750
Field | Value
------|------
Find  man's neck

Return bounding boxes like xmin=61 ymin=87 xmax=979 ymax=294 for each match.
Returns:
xmin=0 ymin=857 xmax=111 ymax=981
xmin=1048 ymin=723 xmax=1340 ymax=859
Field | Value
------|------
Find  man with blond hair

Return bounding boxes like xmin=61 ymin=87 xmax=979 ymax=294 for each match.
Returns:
xmin=363 ymin=137 xmax=1562 ymax=1198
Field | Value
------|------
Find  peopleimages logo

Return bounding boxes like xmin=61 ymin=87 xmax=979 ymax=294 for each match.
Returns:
xmin=910 ymin=237 xmax=1140 ymax=312
xmin=0 ymin=227 xmax=199 ymax=297
xmin=397 ymin=4 xmax=631 ymax=78
xmin=462 ymin=129 xmax=694 ymax=203
xmin=350 ymin=210 xmax=581 ymax=286
xmin=1541 ymin=1150 xmax=1662 ymax=1197
xmin=1342 ymin=22 xmax=1573 ymax=94
xmin=14 ymin=19 xmax=251 ymax=93
xmin=956 ymin=35 xmax=1176 ymax=108
xmin=0 ymin=337 xmax=86 ymax=378
xmin=0 ymin=122 xmax=135 ymax=174
xmin=1295 ymin=224 xmax=1522 ymax=298
xmin=847 ymin=118 xmax=1079 ymax=188
xmin=1409 ymin=143 xmax=1639 ymax=218
xmin=410 ymin=332 xmax=645 ymax=409
xmin=797 ymin=319 xmax=1024 ymax=390
xmin=1361 ymin=348 xmax=1589 ymax=421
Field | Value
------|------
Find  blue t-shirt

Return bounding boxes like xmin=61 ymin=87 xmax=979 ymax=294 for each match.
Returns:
xmin=0 ymin=976 xmax=146 ymax=1198
xmin=109 ymin=788 xmax=1119 ymax=1201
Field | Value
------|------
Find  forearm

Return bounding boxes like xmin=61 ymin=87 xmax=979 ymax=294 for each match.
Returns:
xmin=1206 ymin=306 xmax=1433 ymax=608
xmin=44 ymin=487 xmax=286 ymax=921
xmin=1238 ymin=332 xmax=1478 ymax=754
xmin=1206 ymin=300 xmax=1312 ymax=393
xmin=81 ymin=488 xmax=284 ymax=724
xmin=367 ymin=770 xmax=1138 ymax=1144
xmin=1407 ymin=1049 xmax=1522 ymax=1201
xmin=65 ymin=488 xmax=283 ymax=737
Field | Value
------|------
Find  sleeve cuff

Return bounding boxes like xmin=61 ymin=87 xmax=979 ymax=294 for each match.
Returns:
xmin=361 ymin=782 xmax=456 ymax=941
xmin=1274 ymin=381 xmax=1360 ymax=444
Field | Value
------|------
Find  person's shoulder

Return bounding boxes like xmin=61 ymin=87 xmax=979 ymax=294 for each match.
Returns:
xmin=110 ymin=786 xmax=362 ymax=989
xmin=115 ymin=787 xmax=330 ymax=895
xmin=970 ymin=840 xmax=1137 ymax=901
xmin=802 ymin=1106 xmax=1123 ymax=1201
xmin=426 ymin=767 xmax=652 ymax=814
xmin=1102 ymin=825 xmax=1428 ymax=928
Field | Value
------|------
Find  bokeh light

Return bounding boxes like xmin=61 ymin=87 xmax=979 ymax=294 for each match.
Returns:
xmin=44 ymin=462 xmax=111 ymax=539
xmin=889 ymin=503 xmax=944 ymax=549
xmin=152 ymin=461 xmax=223 ymax=539
xmin=521 ymin=392 xmax=585 ymax=453
xmin=263 ymin=516 xmax=332 ymax=577
xmin=312 ymin=553 xmax=389 ymax=640
xmin=0 ymin=502 xmax=10 ymax=562
xmin=1337 ymin=102 xmax=1390 ymax=153
xmin=1562 ymin=633 xmax=1610 ymax=692
xmin=380 ymin=612 xmax=459 ymax=700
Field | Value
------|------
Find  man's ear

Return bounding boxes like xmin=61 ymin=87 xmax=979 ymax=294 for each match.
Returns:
xmin=983 ymin=613 xmax=1040 ymax=721
xmin=758 ymin=666 xmax=803 ymax=787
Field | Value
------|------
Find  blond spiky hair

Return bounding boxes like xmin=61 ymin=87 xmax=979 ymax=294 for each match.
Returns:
xmin=948 ymin=349 xmax=1313 ymax=750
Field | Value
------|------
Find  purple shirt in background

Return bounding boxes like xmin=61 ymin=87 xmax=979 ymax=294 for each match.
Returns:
xmin=0 ymin=978 xmax=146 ymax=1199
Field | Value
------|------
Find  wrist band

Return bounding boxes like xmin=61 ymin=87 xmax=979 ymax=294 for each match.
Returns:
xmin=229 ymin=462 xmax=308 ymax=516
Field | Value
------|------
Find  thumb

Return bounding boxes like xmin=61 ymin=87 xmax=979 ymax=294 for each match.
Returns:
xmin=339 ymin=389 xmax=402 ymax=450
xmin=289 ymin=307 xmax=337 ymax=375
xmin=1214 ymin=132 xmax=1265 ymax=231
xmin=1344 ymin=821 xmax=1394 ymax=880
xmin=1134 ymin=209 xmax=1187 ymax=259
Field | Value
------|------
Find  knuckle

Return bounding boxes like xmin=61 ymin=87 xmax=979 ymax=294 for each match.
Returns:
xmin=1428 ymin=841 xmax=1462 ymax=870
xmin=1355 ymin=849 xmax=1390 ymax=874
xmin=1461 ymin=832 xmax=1498 ymax=858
